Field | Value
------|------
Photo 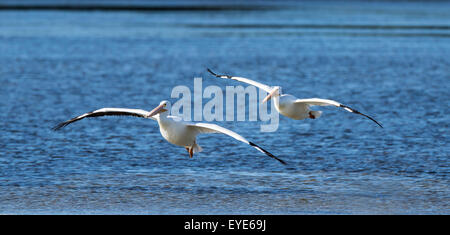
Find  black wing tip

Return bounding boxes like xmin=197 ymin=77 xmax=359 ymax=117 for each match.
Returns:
xmin=339 ymin=104 xmax=383 ymax=128
xmin=206 ymin=68 xmax=232 ymax=79
xmin=374 ymin=120 xmax=383 ymax=128
xmin=52 ymin=125 xmax=63 ymax=131
xmin=249 ymin=141 xmax=287 ymax=165
xmin=277 ymin=158 xmax=288 ymax=165
xmin=52 ymin=122 xmax=68 ymax=131
xmin=206 ymin=68 xmax=218 ymax=77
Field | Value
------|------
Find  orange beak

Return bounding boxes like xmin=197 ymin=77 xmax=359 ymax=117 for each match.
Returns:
xmin=262 ymin=89 xmax=278 ymax=104
xmin=147 ymin=104 xmax=168 ymax=117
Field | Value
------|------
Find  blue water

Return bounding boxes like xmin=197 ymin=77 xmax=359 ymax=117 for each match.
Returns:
xmin=0 ymin=1 xmax=449 ymax=214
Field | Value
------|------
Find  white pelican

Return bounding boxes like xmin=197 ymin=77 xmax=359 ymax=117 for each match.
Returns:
xmin=207 ymin=69 xmax=383 ymax=128
xmin=53 ymin=100 xmax=286 ymax=165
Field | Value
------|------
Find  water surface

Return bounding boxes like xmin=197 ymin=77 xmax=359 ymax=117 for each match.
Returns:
xmin=0 ymin=1 xmax=449 ymax=214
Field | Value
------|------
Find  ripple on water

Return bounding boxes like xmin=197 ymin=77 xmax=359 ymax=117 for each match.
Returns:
xmin=0 ymin=1 xmax=449 ymax=214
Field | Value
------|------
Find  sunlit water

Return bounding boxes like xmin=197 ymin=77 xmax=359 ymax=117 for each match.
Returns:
xmin=0 ymin=1 xmax=449 ymax=214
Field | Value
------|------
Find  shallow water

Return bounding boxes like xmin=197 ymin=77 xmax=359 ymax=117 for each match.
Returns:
xmin=0 ymin=0 xmax=449 ymax=214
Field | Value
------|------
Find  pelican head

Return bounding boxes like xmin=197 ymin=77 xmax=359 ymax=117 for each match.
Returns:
xmin=262 ymin=86 xmax=281 ymax=103
xmin=147 ymin=100 xmax=170 ymax=117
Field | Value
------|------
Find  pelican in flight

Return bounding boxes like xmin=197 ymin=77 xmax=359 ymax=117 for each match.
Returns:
xmin=53 ymin=100 xmax=286 ymax=165
xmin=207 ymin=69 xmax=383 ymax=128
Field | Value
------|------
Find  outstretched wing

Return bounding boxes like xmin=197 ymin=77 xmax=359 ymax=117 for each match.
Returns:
xmin=295 ymin=98 xmax=383 ymax=128
xmin=207 ymin=68 xmax=273 ymax=93
xmin=53 ymin=108 xmax=154 ymax=130
xmin=187 ymin=122 xmax=287 ymax=165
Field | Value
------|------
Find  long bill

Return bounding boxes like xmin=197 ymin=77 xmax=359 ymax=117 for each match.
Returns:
xmin=147 ymin=104 xmax=167 ymax=118
xmin=262 ymin=88 xmax=278 ymax=103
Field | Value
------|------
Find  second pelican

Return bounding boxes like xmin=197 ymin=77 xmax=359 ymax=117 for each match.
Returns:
xmin=207 ymin=69 xmax=383 ymax=128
